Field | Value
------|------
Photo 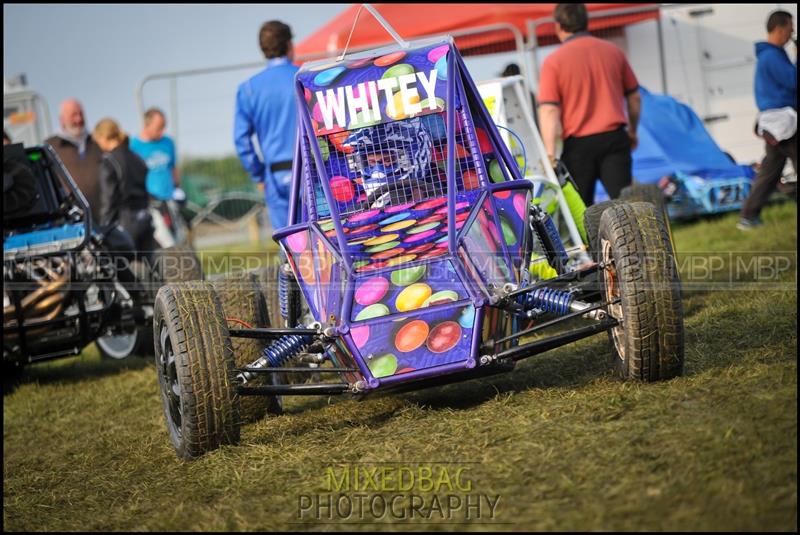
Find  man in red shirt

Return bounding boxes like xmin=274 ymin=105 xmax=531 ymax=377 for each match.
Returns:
xmin=538 ymin=3 xmax=641 ymax=206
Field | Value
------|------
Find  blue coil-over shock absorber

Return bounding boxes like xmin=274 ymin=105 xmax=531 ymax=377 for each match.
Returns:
xmin=530 ymin=204 xmax=570 ymax=274
xmin=278 ymin=263 xmax=293 ymax=321
xmin=262 ymin=332 xmax=314 ymax=367
xmin=519 ymin=287 xmax=574 ymax=315
xmin=237 ymin=330 xmax=314 ymax=383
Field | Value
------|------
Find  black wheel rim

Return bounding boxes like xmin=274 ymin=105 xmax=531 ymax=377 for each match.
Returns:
xmin=157 ymin=321 xmax=182 ymax=439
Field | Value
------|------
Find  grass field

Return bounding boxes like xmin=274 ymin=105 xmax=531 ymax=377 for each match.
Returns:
xmin=3 ymin=202 xmax=797 ymax=531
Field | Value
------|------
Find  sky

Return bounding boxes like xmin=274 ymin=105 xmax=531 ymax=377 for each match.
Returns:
xmin=4 ymin=3 xmax=521 ymax=159
xmin=3 ymin=4 xmax=350 ymax=158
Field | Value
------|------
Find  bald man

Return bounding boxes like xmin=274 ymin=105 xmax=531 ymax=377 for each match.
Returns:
xmin=45 ymin=98 xmax=104 ymax=220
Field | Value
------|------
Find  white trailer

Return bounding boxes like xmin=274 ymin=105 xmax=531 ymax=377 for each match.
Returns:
xmin=3 ymin=74 xmax=52 ymax=147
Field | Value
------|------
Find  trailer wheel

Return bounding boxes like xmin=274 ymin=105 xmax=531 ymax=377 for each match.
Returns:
xmin=598 ymin=202 xmax=684 ymax=382
xmin=212 ymin=271 xmax=282 ymax=422
xmin=583 ymin=200 xmax=622 ymax=261
xmin=153 ymin=281 xmax=241 ymax=459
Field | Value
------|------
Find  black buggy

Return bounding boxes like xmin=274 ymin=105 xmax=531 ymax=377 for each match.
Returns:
xmin=3 ymin=143 xmax=200 ymax=376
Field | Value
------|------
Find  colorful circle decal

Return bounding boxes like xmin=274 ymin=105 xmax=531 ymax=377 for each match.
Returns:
xmin=371 ymin=247 xmax=405 ymax=261
xmin=413 ymin=198 xmax=447 ymax=211
xmin=356 ymin=303 xmax=390 ymax=321
xmin=396 ymin=283 xmax=432 ymax=312
xmin=418 ymin=248 xmax=448 ymax=260
xmin=513 ymin=193 xmax=528 ymax=220
xmin=366 ymin=241 xmax=401 ymax=253
xmin=374 ymin=51 xmax=406 ymax=67
xmin=345 ymin=209 xmax=382 ymax=227
xmin=368 ymin=353 xmax=398 ymax=378
xmin=395 ymin=320 xmax=430 ymax=353
xmin=385 ymin=254 xmax=417 ymax=267
xmin=463 ymin=169 xmax=480 ymax=189
xmin=407 ymin=222 xmax=441 ymax=234
xmin=501 ymin=215 xmax=517 ymax=246
xmin=385 ymin=202 xmax=414 ymax=214
xmin=417 ymin=213 xmax=446 ymax=226
xmin=382 ymin=219 xmax=417 ymax=232
xmin=314 ymin=66 xmax=346 ymax=86
xmin=427 ymin=45 xmax=449 ymax=63
xmin=407 ymin=242 xmax=435 ymax=256
xmin=390 ymin=263 xmax=426 ymax=286
xmin=403 ymin=229 xmax=439 ymax=245
xmin=422 ymin=290 xmax=459 ymax=307
xmin=347 ymin=57 xmax=373 ymax=69
xmin=475 ymin=128 xmax=493 ymax=153
xmin=355 ymin=276 xmax=389 ymax=306
xmin=379 ymin=212 xmax=411 ymax=226
xmin=389 ymin=89 xmax=420 ymax=120
xmin=489 ymin=159 xmax=506 ymax=182
xmin=286 ymin=231 xmax=308 ymax=253
xmin=348 ymin=223 xmax=380 ymax=237
xmin=298 ymin=250 xmax=315 ymax=283
xmin=435 ymin=55 xmax=448 ymax=80
xmin=364 ymin=233 xmax=399 ymax=247
xmin=458 ymin=305 xmax=476 ymax=328
xmin=357 ymin=261 xmax=388 ymax=273
xmin=330 ymin=176 xmax=355 ymax=202
xmin=351 ymin=325 xmax=370 ymax=348
xmin=427 ymin=321 xmax=461 ymax=353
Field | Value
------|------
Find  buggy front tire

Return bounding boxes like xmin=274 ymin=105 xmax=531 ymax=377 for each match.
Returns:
xmin=598 ymin=202 xmax=684 ymax=382
xmin=153 ymin=281 xmax=241 ymax=459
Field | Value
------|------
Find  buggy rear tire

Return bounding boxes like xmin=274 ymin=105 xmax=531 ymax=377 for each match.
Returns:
xmin=583 ymin=200 xmax=622 ymax=261
xmin=619 ymin=183 xmax=675 ymax=256
xmin=212 ymin=271 xmax=282 ymax=422
xmin=158 ymin=245 xmax=203 ymax=283
xmin=153 ymin=281 xmax=241 ymax=459
xmin=252 ymin=262 xmax=314 ymax=387
xmin=253 ymin=262 xmax=288 ymax=330
xmin=598 ymin=202 xmax=684 ymax=382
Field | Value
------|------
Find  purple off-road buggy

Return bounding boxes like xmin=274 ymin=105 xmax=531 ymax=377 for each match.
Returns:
xmin=153 ymin=35 xmax=684 ymax=460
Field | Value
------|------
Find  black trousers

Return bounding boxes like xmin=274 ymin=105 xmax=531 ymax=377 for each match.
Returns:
xmin=741 ymin=134 xmax=797 ymax=220
xmin=560 ymin=127 xmax=633 ymax=206
xmin=119 ymin=208 xmax=158 ymax=256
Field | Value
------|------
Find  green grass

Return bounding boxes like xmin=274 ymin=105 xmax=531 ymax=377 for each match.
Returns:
xmin=4 ymin=203 xmax=797 ymax=531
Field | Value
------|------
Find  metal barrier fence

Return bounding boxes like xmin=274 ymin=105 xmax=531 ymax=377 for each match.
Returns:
xmin=526 ymin=4 xmax=665 ymax=95
xmin=136 ymin=24 xmax=533 ymax=246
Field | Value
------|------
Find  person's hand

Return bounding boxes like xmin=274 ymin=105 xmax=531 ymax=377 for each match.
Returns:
xmin=547 ymin=154 xmax=558 ymax=169
xmin=171 ymin=187 xmax=186 ymax=202
xmin=628 ymin=130 xmax=639 ymax=151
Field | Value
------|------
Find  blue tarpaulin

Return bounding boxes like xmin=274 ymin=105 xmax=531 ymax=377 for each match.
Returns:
xmin=594 ymin=86 xmax=754 ymax=202
xmin=632 ymin=87 xmax=754 ymax=182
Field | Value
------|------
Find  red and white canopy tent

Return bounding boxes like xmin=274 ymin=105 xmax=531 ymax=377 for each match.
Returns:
xmin=295 ymin=3 xmax=659 ymax=59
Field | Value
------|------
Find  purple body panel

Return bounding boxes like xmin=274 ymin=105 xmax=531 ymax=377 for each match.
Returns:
xmin=273 ymin=38 xmax=534 ymax=390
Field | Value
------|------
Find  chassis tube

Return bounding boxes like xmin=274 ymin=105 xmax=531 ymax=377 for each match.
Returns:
xmin=491 ymin=318 xmax=618 ymax=362
xmin=236 ymin=383 xmax=351 ymax=396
